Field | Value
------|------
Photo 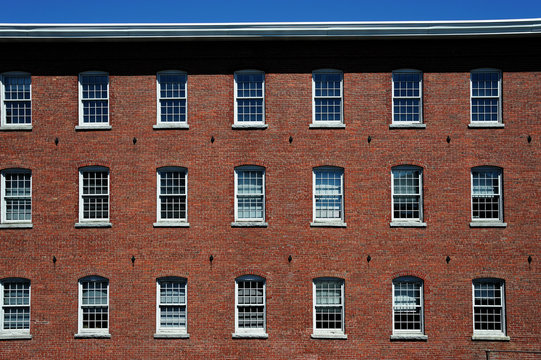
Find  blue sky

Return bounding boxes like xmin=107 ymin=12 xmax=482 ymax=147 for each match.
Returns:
xmin=1 ymin=0 xmax=540 ymax=23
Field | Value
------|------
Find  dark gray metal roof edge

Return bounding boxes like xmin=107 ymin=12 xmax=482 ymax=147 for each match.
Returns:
xmin=0 ymin=19 xmax=539 ymax=40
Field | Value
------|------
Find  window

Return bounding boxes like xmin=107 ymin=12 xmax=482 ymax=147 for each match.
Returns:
xmin=77 ymin=276 xmax=109 ymax=337
xmin=78 ymin=72 xmax=109 ymax=128
xmin=1 ymin=169 xmax=31 ymax=226
xmin=392 ymin=70 xmax=423 ymax=126
xmin=1 ymin=72 xmax=31 ymax=129
xmin=312 ymin=278 xmax=346 ymax=339
xmin=234 ymin=166 xmax=265 ymax=224
xmin=155 ymin=167 xmax=188 ymax=227
xmin=234 ymin=71 xmax=265 ymax=127
xmin=312 ymin=70 xmax=343 ymax=127
xmin=0 ymin=278 xmax=31 ymax=339
xmin=392 ymin=276 xmax=425 ymax=339
xmin=312 ymin=167 xmax=345 ymax=226
xmin=156 ymin=71 xmax=187 ymax=128
xmin=391 ymin=166 xmax=424 ymax=225
xmin=473 ymin=279 xmax=507 ymax=339
xmin=77 ymin=166 xmax=110 ymax=226
xmin=155 ymin=277 xmax=188 ymax=338
xmin=234 ymin=275 xmax=266 ymax=337
xmin=471 ymin=167 xmax=504 ymax=225
xmin=470 ymin=69 xmax=502 ymax=126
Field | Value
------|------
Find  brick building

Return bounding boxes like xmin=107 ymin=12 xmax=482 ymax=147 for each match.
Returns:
xmin=0 ymin=20 xmax=540 ymax=359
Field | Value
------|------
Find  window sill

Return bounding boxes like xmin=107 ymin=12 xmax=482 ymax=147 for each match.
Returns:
xmin=0 ymin=125 xmax=32 ymax=131
xmin=154 ymin=333 xmax=190 ymax=339
xmin=311 ymin=333 xmax=348 ymax=340
xmin=232 ymin=123 xmax=268 ymax=130
xmin=310 ymin=221 xmax=347 ymax=228
xmin=153 ymin=123 xmax=189 ymax=130
xmin=389 ymin=123 xmax=426 ymax=129
xmin=232 ymin=332 xmax=268 ymax=339
xmin=74 ymin=333 xmax=111 ymax=339
xmin=470 ymin=221 xmax=507 ymax=228
xmin=0 ymin=223 xmax=33 ymax=229
xmin=390 ymin=221 xmax=427 ymax=228
xmin=309 ymin=123 xmax=345 ymax=129
xmin=471 ymin=334 xmax=510 ymax=341
xmin=231 ymin=221 xmax=268 ymax=228
xmin=75 ymin=125 xmax=112 ymax=131
xmin=0 ymin=333 xmax=32 ymax=340
xmin=153 ymin=222 xmax=190 ymax=228
xmin=468 ymin=123 xmax=505 ymax=129
xmin=75 ymin=222 xmax=112 ymax=228
xmin=390 ymin=334 xmax=428 ymax=341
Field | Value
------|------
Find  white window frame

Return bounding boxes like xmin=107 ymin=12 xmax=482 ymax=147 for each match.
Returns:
xmin=233 ymin=275 xmax=267 ymax=338
xmin=312 ymin=277 xmax=346 ymax=339
xmin=311 ymin=69 xmax=344 ymax=127
xmin=312 ymin=166 xmax=345 ymax=226
xmin=234 ymin=166 xmax=265 ymax=224
xmin=155 ymin=167 xmax=188 ymax=227
xmin=392 ymin=276 xmax=425 ymax=339
xmin=78 ymin=71 xmax=110 ymax=129
xmin=155 ymin=277 xmax=188 ymax=338
xmin=470 ymin=69 xmax=502 ymax=126
xmin=0 ymin=72 xmax=32 ymax=130
xmin=392 ymin=69 xmax=423 ymax=126
xmin=470 ymin=166 xmax=504 ymax=225
xmin=1 ymin=169 xmax=32 ymax=226
xmin=77 ymin=166 xmax=110 ymax=226
xmin=390 ymin=166 xmax=424 ymax=226
xmin=77 ymin=276 xmax=110 ymax=338
xmin=155 ymin=70 xmax=188 ymax=129
xmin=472 ymin=278 xmax=507 ymax=340
xmin=233 ymin=70 xmax=266 ymax=128
xmin=0 ymin=278 xmax=31 ymax=339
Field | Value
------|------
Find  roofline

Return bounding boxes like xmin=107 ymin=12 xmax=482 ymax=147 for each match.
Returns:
xmin=0 ymin=19 xmax=540 ymax=41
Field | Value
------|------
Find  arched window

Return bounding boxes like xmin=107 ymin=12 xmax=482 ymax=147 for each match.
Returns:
xmin=234 ymin=166 xmax=265 ymax=224
xmin=471 ymin=166 xmax=504 ymax=225
xmin=155 ymin=277 xmax=188 ymax=337
xmin=233 ymin=275 xmax=267 ymax=338
xmin=312 ymin=277 xmax=346 ymax=339
xmin=0 ymin=278 xmax=31 ymax=338
xmin=1 ymin=72 xmax=32 ymax=129
xmin=77 ymin=276 xmax=109 ymax=337
xmin=311 ymin=69 xmax=343 ymax=127
xmin=312 ymin=166 xmax=345 ymax=226
xmin=472 ymin=278 xmax=507 ymax=339
xmin=234 ymin=70 xmax=265 ymax=127
xmin=1 ymin=168 xmax=32 ymax=226
xmin=155 ymin=167 xmax=188 ymax=226
xmin=391 ymin=165 xmax=424 ymax=225
xmin=156 ymin=71 xmax=188 ymax=128
xmin=392 ymin=69 xmax=423 ymax=126
xmin=78 ymin=71 xmax=109 ymax=128
xmin=392 ymin=276 xmax=425 ymax=338
xmin=470 ymin=69 xmax=502 ymax=126
xmin=77 ymin=166 xmax=110 ymax=226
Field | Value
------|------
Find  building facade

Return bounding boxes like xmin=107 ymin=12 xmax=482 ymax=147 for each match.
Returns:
xmin=0 ymin=20 xmax=540 ymax=359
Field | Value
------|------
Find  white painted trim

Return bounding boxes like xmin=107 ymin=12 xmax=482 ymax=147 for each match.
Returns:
xmin=0 ymin=278 xmax=31 ymax=338
xmin=312 ymin=277 xmax=345 ymax=338
xmin=234 ymin=70 xmax=265 ymax=126
xmin=392 ymin=69 xmax=423 ymax=125
xmin=156 ymin=277 xmax=188 ymax=336
xmin=0 ymin=72 xmax=32 ymax=129
xmin=234 ymin=166 xmax=265 ymax=223
xmin=78 ymin=166 xmax=110 ymax=224
xmin=392 ymin=276 xmax=425 ymax=337
xmin=234 ymin=275 xmax=266 ymax=336
xmin=156 ymin=70 xmax=188 ymax=126
xmin=471 ymin=166 xmax=503 ymax=223
xmin=470 ymin=69 xmax=502 ymax=125
xmin=156 ymin=167 xmax=188 ymax=224
xmin=312 ymin=69 xmax=343 ymax=126
xmin=1 ymin=168 xmax=32 ymax=225
xmin=77 ymin=276 xmax=109 ymax=337
xmin=472 ymin=278 xmax=507 ymax=338
xmin=312 ymin=166 xmax=344 ymax=223
xmin=78 ymin=71 xmax=109 ymax=127
xmin=391 ymin=166 xmax=423 ymax=223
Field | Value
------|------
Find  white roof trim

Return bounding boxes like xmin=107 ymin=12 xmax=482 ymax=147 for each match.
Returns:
xmin=0 ymin=19 xmax=539 ymax=40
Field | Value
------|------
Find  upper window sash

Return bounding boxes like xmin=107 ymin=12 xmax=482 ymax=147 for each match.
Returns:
xmin=234 ymin=71 xmax=265 ymax=124
xmin=312 ymin=70 xmax=343 ymax=123
xmin=78 ymin=276 xmax=109 ymax=335
xmin=312 ymin=278 xmax=345 ymax=335
xmin=156 ymin=167 xmax=188 ymax=223
xmin=472 ymin=279 xmax=506 ymax=335
xmin=391 ymin=166 xmax=423 ymax=222
xmin=156 ymin=71 xmax=187 ymax=125
xmin=78 ymin=72 xmax=109 ymax=126
xmin=1 ymin=72 xmax=32 ymax=128
xmin=470 ymin=69 xmax=502 ymax=123
xmin=392 ymin=70 xmax=422 ymax=124
xmin=312 ymin=167 xmax=344 ymax=222
xmin=1 ymin=278 xmax=31 ymax=334
xmin=234 ymin=166 xmax=265 ymax=222
xmin=156 ymin=277 xmax=188 ymax=334
xmin=392 ymin=277 xmax=424 ymax=334
xmin=1 ymin=169 xmax=32 ymax=224
xmin=78 ymin=166 xmax=110 ymax=223
xmin=471 ymin=167 xmax=503 ymax=222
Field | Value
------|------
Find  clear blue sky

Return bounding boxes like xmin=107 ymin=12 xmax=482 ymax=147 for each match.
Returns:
xmin=1 ymin=0 xmax=540 ymax=23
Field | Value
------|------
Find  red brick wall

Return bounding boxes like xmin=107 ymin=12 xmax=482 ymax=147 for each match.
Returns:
xmin=0 ymin=37 xmax=540 ymax=359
